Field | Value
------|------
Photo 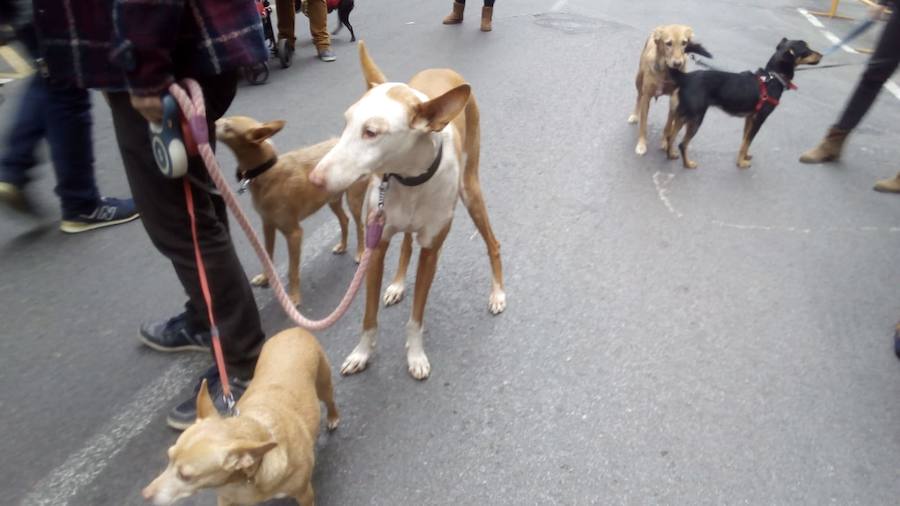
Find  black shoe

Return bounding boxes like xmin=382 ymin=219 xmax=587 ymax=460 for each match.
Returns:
xmin=139 ymin=312 xmax=211 ymax=353
xmin=894 ymin=325 xmax=900 ymax=360
xmin=167 ymin=366 xmax=250 ymax=430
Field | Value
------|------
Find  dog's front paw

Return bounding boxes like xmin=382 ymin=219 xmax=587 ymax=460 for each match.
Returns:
xmin=489 ymin=289 xmax=507 ymax=315
xmin=627 ymin=114 xmax=638 ymax=124
xmin=290 ymin=291 xmax=302 ymax=307
xmin=383 ymin=282 xmax=405 ymax=306
xmin=326 ymin=416 xmax=340 ymax=431
xmin=683 ymin=160 xmax=698 ymax=169
xmin=666 ymin=149 xmax=680 ymax=160
xmin=737 ymin=158 xmax=752 ymax=169
xmin=251 ymin=274 xmax=269 ymax=287
xmin=635 ymin=141 xmax=647 ymax=156
xmin=341 ymin=346 xmax=372 ymax=375
xmin=407 ymin=351 xmax=431 ymax=380
xmin=332 ymin=242 xmax=347 ymax=255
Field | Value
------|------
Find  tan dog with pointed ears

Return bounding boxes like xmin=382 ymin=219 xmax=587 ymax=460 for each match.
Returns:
xmin=142 ymin=328 xmax=339 ymax=506
xmin=308 ymin=42 xmax=506 ymax=380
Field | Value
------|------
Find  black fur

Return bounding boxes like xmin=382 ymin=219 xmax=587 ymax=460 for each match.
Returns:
xmin=666 ymin=38 xmax=821 ymax=168
xmin=332 ymin=0 xmax=356 ymax=42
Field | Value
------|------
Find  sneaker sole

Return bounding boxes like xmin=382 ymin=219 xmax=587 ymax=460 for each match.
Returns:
xmin=138 ymin=332 xmax=209 ymax=353
xmin=60 ymin=213 xmax=140 ymax=234
xmin=165 ymin=415 xmax=193 ymax=431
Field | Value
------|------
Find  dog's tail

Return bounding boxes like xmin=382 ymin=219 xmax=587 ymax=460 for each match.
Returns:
xmin=685 ymin=42 xmax=712 ymax=59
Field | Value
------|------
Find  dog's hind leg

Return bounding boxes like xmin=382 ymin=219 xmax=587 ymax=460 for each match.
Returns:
xmin=316 ymin=347 xmax=340 ymax=430
xmin=328 ymin=199 xmax=350 ymax=254
xmin=737 ymin=114 xmax=767 ymax=169
xmin=678 ymin=119 xmax=702 ymax=169
xmin=251 ymin=222 xmax=277 ymax=287
xmin=460 ymin=165 xmax=506 ymax=315
xmin=383 ymin=233 xmax=412 ymax=306
xmin=341 ymin=239 xmax=389 ymax=375
xmin=666 ymin=116 xmax=686 ymax=160
xmin=286 ymin=225 xmax=304 ymax=306
xmin=406 ymin=225 xmax=451 ymax=380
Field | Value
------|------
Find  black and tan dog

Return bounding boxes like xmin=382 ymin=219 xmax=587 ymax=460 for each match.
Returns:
xmin=665 ymin=38 xmax=821 ymax=169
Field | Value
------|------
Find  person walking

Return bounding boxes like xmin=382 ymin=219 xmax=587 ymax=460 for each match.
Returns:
xmin=799 ymin=0 xmax=900 ymax=193
xmin=276 ymin=0 xmax=336 ymax=65
xmin=0 ymin=0 xmax=138 ymax=233
xmin=34 ymin=0 xmax=269 ymax=429
xmin=443 ymin=0 xmax=495 ymax=32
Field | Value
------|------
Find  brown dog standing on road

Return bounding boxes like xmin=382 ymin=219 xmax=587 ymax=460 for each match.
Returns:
xmin=142 ymin=328 xmax=340 ymax=505
xmin=627 ymin=24 xmax=711 ymax=156
xmin=216 ymin=117 xmax=367 ymax=306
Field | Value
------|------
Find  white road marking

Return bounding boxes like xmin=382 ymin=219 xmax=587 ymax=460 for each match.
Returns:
xmin=652 ymin=171 xmax=683 ymax=218
xmin=655 ymin=172 xmax=900 ymax=234
xmin=884 ymin=80 xmax=900 ymax=100
xmin=797 ymin=8 xmax=825 ymax=28
xmin=21 ymin=224 xmax=341 ymax=506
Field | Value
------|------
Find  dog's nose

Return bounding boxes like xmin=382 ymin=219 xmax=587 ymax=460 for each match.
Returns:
xmin=673 ymin=59 xmax=684 ymax=69
xmin=141 ymin=486 xmax=154 ymax=500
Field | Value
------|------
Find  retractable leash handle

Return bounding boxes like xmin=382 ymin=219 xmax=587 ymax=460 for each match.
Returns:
xmin=149 ymin=95 xmax=198 ymax=178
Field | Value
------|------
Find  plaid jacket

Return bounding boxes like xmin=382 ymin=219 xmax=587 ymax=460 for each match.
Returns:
xmin=33 ymin=0 xmax=268 ymax=94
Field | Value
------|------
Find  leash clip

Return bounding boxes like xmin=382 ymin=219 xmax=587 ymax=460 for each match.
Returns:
xmin=223 ymin=392 xmax=239 ymax=417
xmin=377 ymin=178 xmax=389 ymax=210
xmin=238 ymin=178 xmax=250 ymax=195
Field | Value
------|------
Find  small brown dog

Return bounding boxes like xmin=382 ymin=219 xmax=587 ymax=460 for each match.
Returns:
xmin=142 ymin=328 xmax=340 ymax=506
xmin=627 ymin=24 xmax=710 ymax=156
xmin=216 ymin=116 xmax=367 ymax=305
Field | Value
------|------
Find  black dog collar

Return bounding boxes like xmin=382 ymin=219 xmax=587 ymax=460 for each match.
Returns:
xmin=236 ymin=156 xmax=278 ymax=184
xmin=387 ymin=141 xmax=443 ymax=187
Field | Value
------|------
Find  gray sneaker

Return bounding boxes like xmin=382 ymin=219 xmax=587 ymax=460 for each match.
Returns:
xmin=317 ymin=47 xmax=336 ymax=62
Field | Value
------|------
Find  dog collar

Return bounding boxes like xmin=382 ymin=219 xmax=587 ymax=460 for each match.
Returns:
xmin=769 ymin=71 xmax=797 ymax=91
xmin=236 ymin=156 xmax=278 ymax=193
xmin=387 ymin=141 xmax=443 ymax=187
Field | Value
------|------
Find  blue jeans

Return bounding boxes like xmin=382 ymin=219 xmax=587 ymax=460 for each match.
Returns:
xmin=0 ymin=74 xmax=100 ymax=218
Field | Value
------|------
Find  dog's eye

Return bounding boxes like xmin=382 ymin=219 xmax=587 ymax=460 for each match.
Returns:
xmin=362 ymin=127 xmax=379 ymax=140
xmin=681 ymin=40 xmax=687 ymax=46
xmin=666 ymin=41 xmax=673 ymax=47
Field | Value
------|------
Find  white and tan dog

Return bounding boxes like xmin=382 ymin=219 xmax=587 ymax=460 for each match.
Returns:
xmin=308 ymin=42 xmax=506 ymax=380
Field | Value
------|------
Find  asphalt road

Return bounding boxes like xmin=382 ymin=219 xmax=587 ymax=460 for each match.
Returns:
xmin=3 ymin=0 xmax=900 ymax=504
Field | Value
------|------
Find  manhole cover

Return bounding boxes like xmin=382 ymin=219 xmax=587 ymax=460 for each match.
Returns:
xmin=533 ymin=12 xmax=608 ymax=34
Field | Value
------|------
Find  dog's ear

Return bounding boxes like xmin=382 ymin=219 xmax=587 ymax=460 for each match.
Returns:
xmin=195 ymin=379 xmax=219 ymax=421
xmin=358 ymin=41 xmax=386 ymax=90
xmin=685 ymin=42 xmax=712 ymax=58
xmin=777 ymin=37 xmax=788 ymax=50
xmin=653 ymin=26 xmax=665 ymax=43
xmin=412 ymin=84 xmax=471 ymax=132
xmin=244 ymin=120 xmax=285 ymax=144
xmin=222 ymin=441 xmax=278 ymax=472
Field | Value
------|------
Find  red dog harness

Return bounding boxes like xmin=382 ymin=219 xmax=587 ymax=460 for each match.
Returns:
xmin=755 ymin=74 xmax=797 ymax=112
xmin=327 ymin=0 xmax=340 ymax=10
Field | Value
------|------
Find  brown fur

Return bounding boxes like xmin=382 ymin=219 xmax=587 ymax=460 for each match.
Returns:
xmin=216 ymin=116 xmax=367 ymax=306
xmin=628 ymin=24 xmax=698 ymax=156
xmin=142 ymin=328 xmax=339 ymax=506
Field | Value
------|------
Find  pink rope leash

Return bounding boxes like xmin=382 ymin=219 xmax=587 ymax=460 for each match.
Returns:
xmin=169 ymin=79 xmax=382 ymax=331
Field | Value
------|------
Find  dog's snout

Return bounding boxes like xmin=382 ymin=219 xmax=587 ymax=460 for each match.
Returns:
xmin=672 ymin=59 xmax=685 ymax=69
xmin=141 ymin=485 xmax=154 ymax=501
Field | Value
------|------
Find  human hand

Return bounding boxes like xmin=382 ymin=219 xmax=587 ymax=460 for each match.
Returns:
xmin=129 ymin=94 xmax=163 ymax=124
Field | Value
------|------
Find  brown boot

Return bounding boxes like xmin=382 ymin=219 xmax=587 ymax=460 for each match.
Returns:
xmin=443 ymin=1 xmax=464 ymax=24
xmin=799 ymin=127 xmax=849 ymax=164
xmin=481 ymin=6 xmax=493 ymax=31
xmin=874 ymin=172 xmax=900 ymax=193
